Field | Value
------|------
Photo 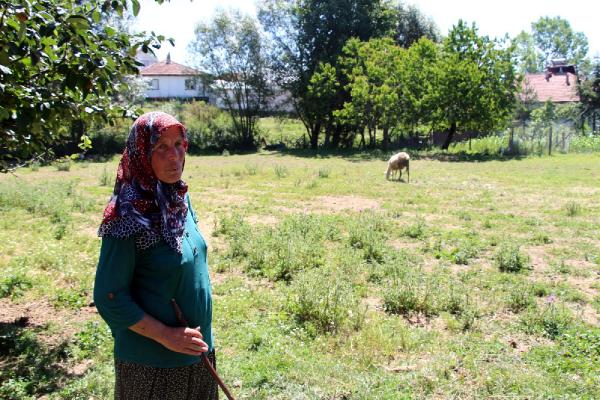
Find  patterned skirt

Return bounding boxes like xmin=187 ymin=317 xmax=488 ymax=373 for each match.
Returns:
xmin=114 ymin=351 xmax=218 ymax=400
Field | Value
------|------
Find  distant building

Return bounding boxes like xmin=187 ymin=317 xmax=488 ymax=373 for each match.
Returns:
xmin=521 ymin=60 xmax=580 ymax=103
xmin=139 ymin=54 xmax=211 ymax=101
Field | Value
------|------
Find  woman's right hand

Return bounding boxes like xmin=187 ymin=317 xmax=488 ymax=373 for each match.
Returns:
xmin=158 ymin=326 xmax=209 ymax=356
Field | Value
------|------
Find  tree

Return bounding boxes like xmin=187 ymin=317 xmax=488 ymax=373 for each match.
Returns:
xmin=434 ymin=21 xmax=519 ymax=149
xmin=393 ymin=2 xmax=439 ymax=48
xmin=513 ymin=17 xmax=589 ymax=73
xmin=0 ymin=0 xmax=167 ymax=171
xmin=578 ymin=61 xmax=600 ymax=133
xmin=532 ymin=17 xmax=588 ymax=69
xmin=336 ymin=38 xmax=403 ymax=149
xmin=189 ymin=10 xmax=270 ymax=150
xmin=512 ymin=31 xmax=543 ymax=73
xmin=258 ymin=0 xmax=396 ymax=148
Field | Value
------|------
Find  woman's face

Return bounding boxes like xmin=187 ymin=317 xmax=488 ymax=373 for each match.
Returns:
xmin=151 ymin=126 xmax=186 ymax=184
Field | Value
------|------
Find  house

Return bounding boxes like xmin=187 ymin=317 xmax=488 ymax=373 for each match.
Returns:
xmin=521 ymin=61 xmax=580 ymax=103
xmin=139 ymin=54 xmax=211 ymax=101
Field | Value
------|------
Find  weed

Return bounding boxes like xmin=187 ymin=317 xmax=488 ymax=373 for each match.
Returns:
xmin=383 ymin=271 xmax=438 ymax=316
xmin=53 ymin=287 xmax=89 ymax=309
xmin=99 ymin=166 xmax=111 ymax=186
xmin=531 ymin=232 xmax=552 ymax=244
xmin=0 ymin=273 xmax=33 ymax=299
xmin=274 ymin=164 xmax=288 ymax=178
xmin=495 ymin=242 xmax=530 ymax=273
xmin=287 ymin=266 xmax=363 ymax=334
xmin=318 ymin=167 xmax=330 ymax=178
xmin=55 ymin=158 xmax=71 ymax=171
xmin=564 ymin=201 xmax=581 ymax=217
xmin=402 ymin=217 xmax=426 ymax=239
xmin=71 ymin=321 xmax=112 ymax=361
xmin=245 ymin=164 xmax=258 ymax=175
xmin=521 ymin=300 xmax=573 ymax=339
xmin=506 ymin=284 xmax=536 ymax=313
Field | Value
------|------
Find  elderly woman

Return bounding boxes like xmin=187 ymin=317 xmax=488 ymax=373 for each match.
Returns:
xmin=94 ymin=112 xmax=217 ymax=399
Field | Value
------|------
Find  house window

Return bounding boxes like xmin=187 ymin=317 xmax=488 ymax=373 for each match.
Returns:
xmin=185 ymin=78 xmax=196 ymax=90
xmin=147 ymin=79 xmax=159 ymax=90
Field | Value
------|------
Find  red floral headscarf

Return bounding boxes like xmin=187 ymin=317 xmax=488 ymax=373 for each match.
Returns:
xmin=98 ymin=112 xmax=189 ymax=253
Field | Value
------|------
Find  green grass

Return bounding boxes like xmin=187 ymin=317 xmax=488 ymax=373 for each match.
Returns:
xmin=1 ymin=153 xmax=599 ymax=398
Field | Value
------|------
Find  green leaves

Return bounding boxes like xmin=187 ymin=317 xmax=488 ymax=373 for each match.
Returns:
xmin=0 ymin=0 xmax=169 ymax=171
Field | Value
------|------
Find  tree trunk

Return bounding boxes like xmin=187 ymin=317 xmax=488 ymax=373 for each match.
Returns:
xmin=548 ymin=125 xmax=552 ymax=156
xmin=310 ymin=121 xmax=321 ymax=149
xmin=509 ymin=126 xmax=514 ymax=154
xmin=331 ymin=124 xmax=342 ymax=148
xmin=441 ymin=122 xmax=456 ymax=150
xmin=323 ymin=120 xmax=332 ymax=148
xmin=382 ymin=126 xmax=389 ymax=151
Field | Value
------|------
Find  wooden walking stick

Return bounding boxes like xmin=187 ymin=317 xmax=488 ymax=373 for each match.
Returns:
xmin=171 ymin=298 xmax=236 ymax=400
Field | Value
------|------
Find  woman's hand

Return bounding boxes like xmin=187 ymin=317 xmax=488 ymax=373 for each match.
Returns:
xmin=158 ymin=326 xmax=209 ymax=356
xmin=129 ymin=314 xmax=208 ymax=356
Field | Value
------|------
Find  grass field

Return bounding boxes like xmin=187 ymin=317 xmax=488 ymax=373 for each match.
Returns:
xmin=1 ymin=152 xmax=599 ymax=399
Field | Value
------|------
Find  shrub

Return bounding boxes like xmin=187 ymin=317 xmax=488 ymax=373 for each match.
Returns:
xmin=0 ymin=273 xmax=33 ymax=299
xmin=245 ymin=214 xmax=331 ymax=281
xmin=495 ymin=243 xmax=530 ymax=273
xmin=521 ymin=300 xmax=573 ymax=339
xmin=402 ymin=217 xmax=426 ymax=239
xmin=55 ymin=158 xmax=71 ymax=171
xmin=506 ymin=284 xmax=536 ymax=313
xmin=347 ymin=212 xmax=390 ymax=263
xmin=287 ymin=266 xmax=363 ymax=334
xmin=383 ymin=271 xmax=439 ymax=316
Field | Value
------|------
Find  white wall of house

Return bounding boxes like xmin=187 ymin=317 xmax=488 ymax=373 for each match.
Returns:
xmin=144 ymin=76 xmax=209 ymax=99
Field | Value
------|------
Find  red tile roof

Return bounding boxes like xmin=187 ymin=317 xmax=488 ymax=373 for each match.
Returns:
xmin=140 ymin=61 xmax=199 ymax=76
xmin=522 ymin=73 xmax=579 ymax=103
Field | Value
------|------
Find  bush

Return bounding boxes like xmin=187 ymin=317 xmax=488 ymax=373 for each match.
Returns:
xmin=495 ymin=243 xmax=530 ymax=273
xmin=245 ymin=214 xmax=333 ymax=281
xmin=402 ymin=217 xmax=427 ymax=239
xmin=0 ymin=273 xmax=33 ymax=299
xmin=286 ymin=265 xmax=363 ymax=334
xmin=179 ymin=101 xmax=241 ymax=152
xmin=570 ymin=135 xmax=600 ymax=153
xmin=506 ymin=284 xmax=536 ymax=313
xmin=521 ymin=301 xmax=573 ymax=339
xmin=383 ymin=270 xmax=438 ymax=317
xmin=347 ymin=212 xmax=390 ymax=263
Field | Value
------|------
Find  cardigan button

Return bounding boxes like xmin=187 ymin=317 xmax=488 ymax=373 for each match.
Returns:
xmin=185 ymin=232 xmax=190 ymax=237
xmin=108 ymin=292 xmax=115 ymax=300
xmin=193 ymin=247 xmax=198 ymax=256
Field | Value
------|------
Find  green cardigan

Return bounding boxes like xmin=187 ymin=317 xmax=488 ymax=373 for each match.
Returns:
xmin=93 ymin=199 xmax=214 ymax=367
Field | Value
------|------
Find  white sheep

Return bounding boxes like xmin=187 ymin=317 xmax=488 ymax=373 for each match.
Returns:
xmin=385 ymin=152 xmax=410 ymax=182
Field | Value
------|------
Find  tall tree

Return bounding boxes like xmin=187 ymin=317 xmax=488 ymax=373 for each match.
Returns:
xmin=0 ymin=0 xmax=167 ymax=171
xmin=532 ymin=17 xmax=588 ymax=69
xmin=258 ymin=0 xmax=395 ymax=148
xmin=189 ymin=9 xmax=270 ymax=150
xmin=434 ymin=21 xmax=519 ymax=149
xmin=393 ymin=2 xmax=439 ymax=48
xmin=512 ymin=31 xmax=543 ymax=73
xmin=513 ymin=16 xmax=589 ymax=73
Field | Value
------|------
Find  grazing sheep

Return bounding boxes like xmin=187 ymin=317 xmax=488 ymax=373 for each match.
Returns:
xmin=385 ymin=152 xmax=410 ymax=182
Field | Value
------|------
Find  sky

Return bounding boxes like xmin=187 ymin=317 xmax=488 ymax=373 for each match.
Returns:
xmin=134 ymin=0 xmax=600 ymax=65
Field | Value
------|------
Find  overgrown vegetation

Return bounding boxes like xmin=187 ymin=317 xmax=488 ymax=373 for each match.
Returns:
xmin=1 ymin=145 xmax=598 ymax=399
